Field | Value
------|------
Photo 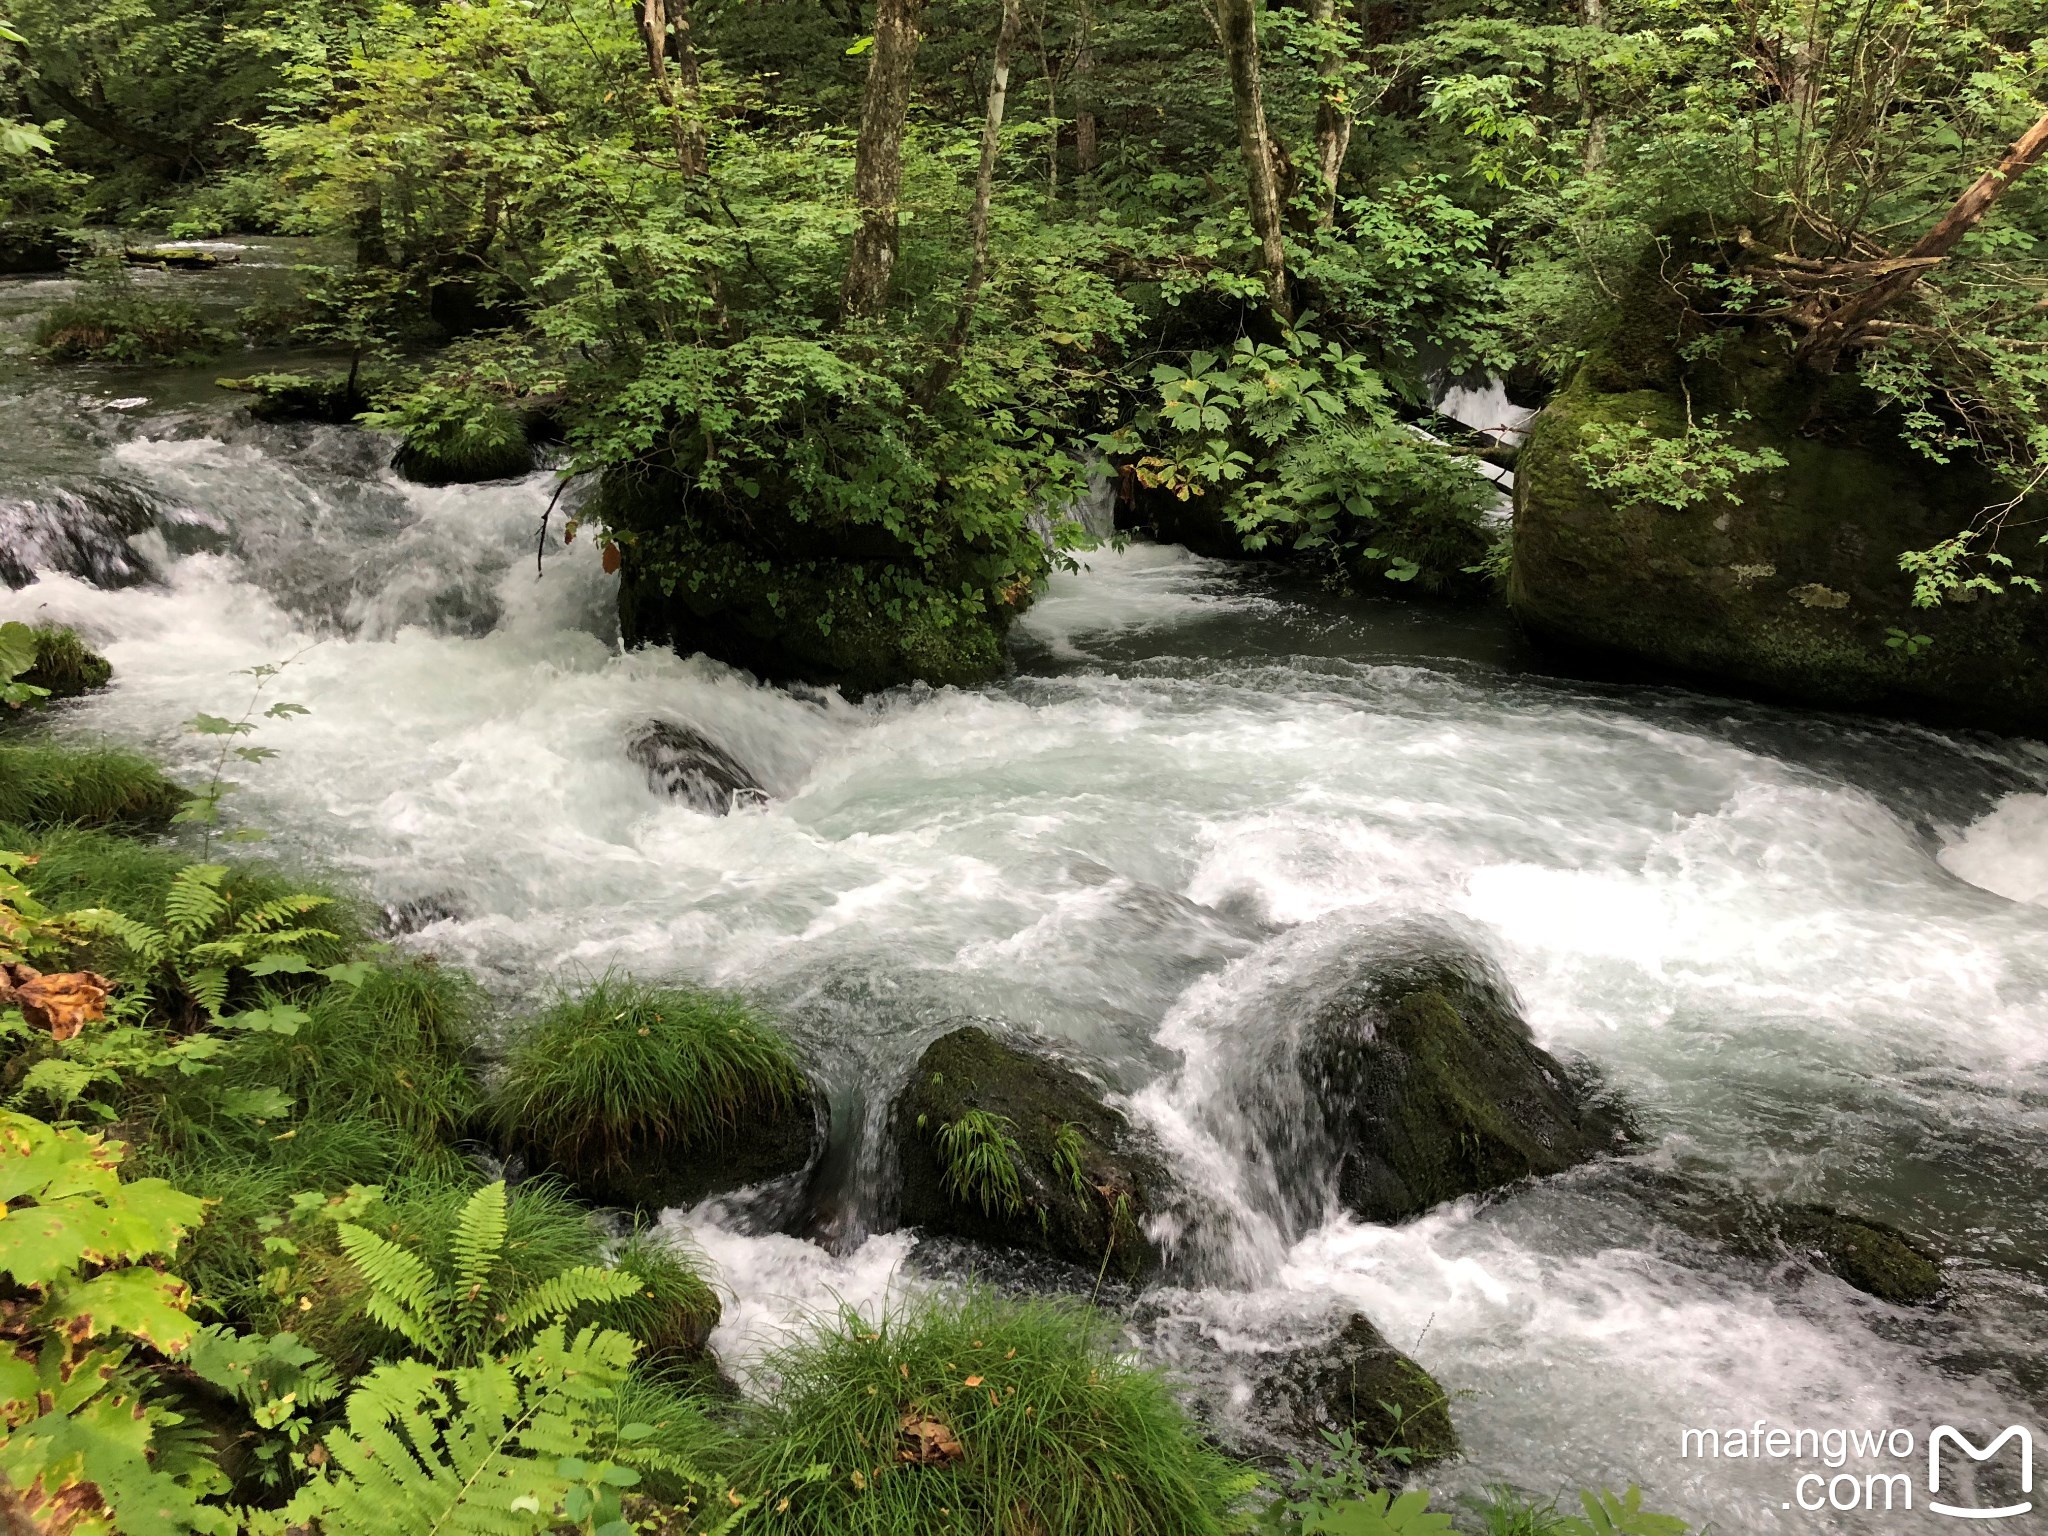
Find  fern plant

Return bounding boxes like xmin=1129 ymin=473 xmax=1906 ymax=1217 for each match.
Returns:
xmin=68 ymin=861 xmax=341 ymax=1029
xmin=935 ymin=1108 xmax=1026 ymax=1218
xmin=336 ymin=1181 xmax=643 ymax=1366
xmin=276 ymin=1323 xmax=747 ymax=1536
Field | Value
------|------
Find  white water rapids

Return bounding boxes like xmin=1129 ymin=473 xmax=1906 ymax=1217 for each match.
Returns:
xmin=5 ymin=341 xmax=2048 ymax=1531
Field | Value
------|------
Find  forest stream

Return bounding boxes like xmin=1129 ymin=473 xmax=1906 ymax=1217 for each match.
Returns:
xmin=6 ymin=247 xmax=2048 ymax=1533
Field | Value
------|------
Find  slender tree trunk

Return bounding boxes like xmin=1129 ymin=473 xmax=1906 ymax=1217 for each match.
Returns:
xmin=1309 ymin=0 xmax=1351 ymax=226
xmin=1580 ymin=0 xmax=1606 ymax=172
xmin=641 ymin=0 xmax=708 ymax=176
xmin=924 ymin=0 xmax=1022 ymax=399
xmin=1800 ymin=108 xmax=2048 ymax=371
xmin=1214 ymin=0 xmax=1292 ymax=320
xmin=842 ymin=0 xmax=928 ymax=318
xmin=1073 ymin=0 xmax=1097 ymax=177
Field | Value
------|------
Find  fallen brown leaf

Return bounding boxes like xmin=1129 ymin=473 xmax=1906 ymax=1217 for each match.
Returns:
xmin=898 ymin=1412 xmax=964 ymax=1466
xmin=6 ymin=966 xmax=110 ymax=1041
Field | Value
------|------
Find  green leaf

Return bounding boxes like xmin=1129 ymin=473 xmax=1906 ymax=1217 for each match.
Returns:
xmin=243 ymin=953 xmax=317 ymax=977
xmin=187 ymin=713 xmax=255 ymax=736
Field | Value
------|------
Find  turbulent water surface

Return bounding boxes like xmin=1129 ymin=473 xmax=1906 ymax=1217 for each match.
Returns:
xmin=5 ymin=261 xmax=2048 ymax=1532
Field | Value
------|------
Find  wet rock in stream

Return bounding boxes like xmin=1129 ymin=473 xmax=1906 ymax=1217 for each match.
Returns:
xmin=891 ymin=1024 xmax=1176 ymax=1281
xmin=627 ymin=719 xmax=769 ymax=815
xmin=1252 ymin=1313 xmax=1459 ymax=1463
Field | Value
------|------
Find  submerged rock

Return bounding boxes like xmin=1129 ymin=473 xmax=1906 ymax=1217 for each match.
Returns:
xmin=891 ymin=1025 xmax=1175 ymax=1281
xmin=1300 ymin=935 xmax=1625 ymax=1224
xmin=1774 ymin=1206 xmax=1944 ymax=1306
xmin=218 ymin=370 xmax=377 ymax=425
xmin=1252 ymin=1313 xmax=1458 ymax=1463
xmin=625 ymin=720 xmax=767 ymax=815
xmin=124 ymin=245 xmax=235 ymax=270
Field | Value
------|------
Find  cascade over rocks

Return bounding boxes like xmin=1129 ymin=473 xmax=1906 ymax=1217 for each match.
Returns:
xmin=891 ymin=1024 xmax=1177 ymax=1281
xmin=1251 ymin=1313 xmax=1458 ymax=1463
xmin=626 ymin=719 xmax=767 ymax=815
xmin=1512 ymin=236 xmax=2048 ymax=736
xmin=1232 ymin=918 xmax=1624 ymax=1230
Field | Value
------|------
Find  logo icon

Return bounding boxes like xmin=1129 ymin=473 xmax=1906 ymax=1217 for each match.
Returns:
xmin=1929 ymin=1425 xmax=2033 ymax=1520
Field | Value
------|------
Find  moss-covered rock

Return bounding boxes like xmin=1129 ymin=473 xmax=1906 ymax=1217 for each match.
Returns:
xmin=1252 ymin=1314 xmax=1458 ymax=1462
xmin=1300 ymin=937 xmax=1624 ymax=1223
xmin=1511 ymin=242 xmax=2048 ymax=735
xmin=218 ymin=370 xmax=378 ymax=425
xmin=1774 ymin=1205 xmax=1944 ymax=1306
xmin=0 ymin=220 xmax=79 ymax=275
xmin=600 ymin=468 xmax=1024 ymax=696
xmin=18 ymin=627 xmax=112 ymax=699
xmin=891 ymin=1025 xmax=1175 ymax=1281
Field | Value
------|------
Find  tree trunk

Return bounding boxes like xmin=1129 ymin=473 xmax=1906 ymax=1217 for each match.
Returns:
xmin=1580 ymin=0 xmax=1606 ymax=172
xmin=1214 ymin=0 xmax=1292 ymax=320
xmin=1073 ymin=0 xmax=1097 ymax=176
xmin=642 ymin=0 xmax=709 ymax=176
xmin=842 ymin=0 xmax=929 ymax=319
xmin=1799 ymin=108 xmax=2048 ymax=371
xmin=1309 ymin=0 xmax=1351 ymax=226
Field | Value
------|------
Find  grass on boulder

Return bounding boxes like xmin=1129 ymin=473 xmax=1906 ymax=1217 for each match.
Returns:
xmin=17 ymin=626 xmax=113 ymax=699
xmin=733 ymin=1291 xmax=1258 ymax=1536
xmin=595 ymin=1230 xmax=723 ymax=1365
xmin=491 ymin=974 xmax=810 ymax=1209
xmin=0 ymin=742 xmax=185 ymax=830
xmin=35 ymin=288 xmax=233 ymax=364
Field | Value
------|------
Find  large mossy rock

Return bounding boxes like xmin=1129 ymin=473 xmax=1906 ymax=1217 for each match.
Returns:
xmin=1775 ymin=1206 xmax=1944 ymax=1306
xmin=1512 ymin=243 xmax=2048 ymax=735
xmin=1294 ymin=932 xmax=1624 ymax=1224
xmin=598 ymin=470 xmax=1021 ymax=696
xmin=1252 ymin=1313 xmax=1458 ymax=1462
xmin=892 ymin=1025 xmax=1175 ymax=1281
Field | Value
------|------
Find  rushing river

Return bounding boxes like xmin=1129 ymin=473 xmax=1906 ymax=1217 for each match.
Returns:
xmin=5 ymin=250 xmax=2048 ymax=1532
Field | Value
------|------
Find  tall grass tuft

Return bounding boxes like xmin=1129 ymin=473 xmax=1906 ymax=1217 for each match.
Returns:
xmin=0 ymin=742 xmax=185 ymax=830
xmin=491 ymin=974 xmax=805 ymax=1186
xmin=733 ymin=1291 xmax=1259 ymax=1536
xmin=595 ymin=1230 xmax=722 ymax=1364
xmin=18 ymin=626 xmax=112 ymax=698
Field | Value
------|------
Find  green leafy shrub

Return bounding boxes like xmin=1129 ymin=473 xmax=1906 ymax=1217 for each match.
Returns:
xmin=0 ymin=742 xmax=185 ymax=830
xmin=733 ymin=1291 xmax=1259 ymax=1535
xmin=490 ymin=974 xmax=807 ymax=1200
xmin=1578 ymin=413 xmax=1787 ymax=513
xmin=366 ymin=374 xmax=535 ymax=485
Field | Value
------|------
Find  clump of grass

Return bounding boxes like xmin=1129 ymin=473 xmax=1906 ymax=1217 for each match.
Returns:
xmin=0 ymin=742 xmax=186 ymax=829
xmin=491 ymin=973 xmax=805 ymax=1187
xmin=17 ymin=626 xmax=112 ymax=699
xmin=595 ymin=1230 xmax=722 ymax=1365
xmin=935 ymin=1109 xmax=1025 ymax=1218
xmin=733 ymin=1291 xmax=1258 ymax=1536
xmin=605 ymin=1368 xmax=734 ymax=1507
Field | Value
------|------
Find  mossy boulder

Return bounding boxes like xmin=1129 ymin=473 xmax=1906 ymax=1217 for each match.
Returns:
xmin=599 ymin=468 xmax=1023 ymax=696
xmin=1252 ymin=1313 xmax=1458 ymax=1462
xmin=18 ymin=626 xmax=112 ymax=699
xmin=0 ymin=220 xmax=79 ymax=275
xmin=892 ymin=1025 xmax=1175 ymax=1282
xmin=1512 ymin=240 xmax=2048 ymax=735
xmin=1297 ymin=934 xmax=1624 ymax=1224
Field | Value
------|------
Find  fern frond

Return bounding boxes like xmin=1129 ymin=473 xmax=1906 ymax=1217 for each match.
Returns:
xmin=337 ymin=1223 xmax=449 ymax=1359
xmin=450 ymin=1182 xmax=510 ymax=1347
xmin=164 ymin=864 xmax=230 ymax=945
xmin=67 ymin=906 xmax=168 ymax=966
xmin=494 ymin=1267 xmax=642 ymax=1344
xmin=233 ymin=893 xmax=332 ymax=934
xmin=182 ymin=965 xmax=231 ymax=1022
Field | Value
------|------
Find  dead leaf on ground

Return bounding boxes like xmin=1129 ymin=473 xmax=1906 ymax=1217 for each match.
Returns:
xmin=3 ymin=964 xmax=112 ymax=1041
xmin=898 ymin=1411 xmax=964 ymax=1465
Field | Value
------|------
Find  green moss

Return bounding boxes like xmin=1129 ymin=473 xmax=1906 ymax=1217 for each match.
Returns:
xmin=490 ymin=973 xmax=816 ymax=1212
xmin=893 ymin=1026 xmax=1171 ymax=1282
xmin=0 ymin=742 xmax=184 ymax=830
xmin=1315 ymin=957 xmax=1624 ymax=1224
xmin=1257 ymin=1314 xmax=1458 ymax=1465
xmin=18 ymin=627 xmax=113 ymax=699
xmin=1778 ymin=1207 xmax=1943 ymax=1306
xmin=733 ymin=1291 xmax=1256 ymax=1536
xmin=1511 ymin=264 xmax=2048 ymax=732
